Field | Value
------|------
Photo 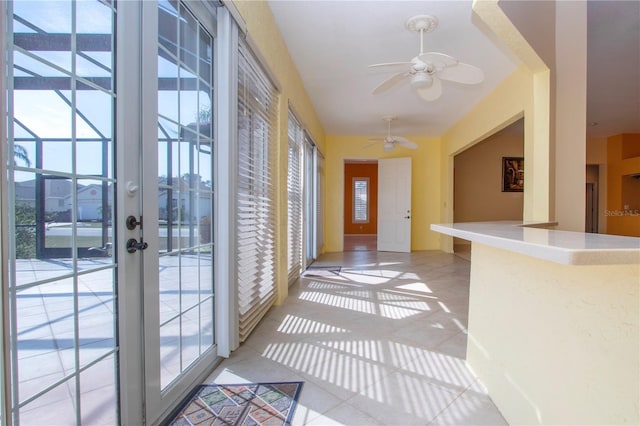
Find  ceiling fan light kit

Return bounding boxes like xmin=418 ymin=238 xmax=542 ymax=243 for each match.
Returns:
xmin=410 ymin=72 xmax=433 ymax=89
xmin=369 ymin=13 xmax=485 ymax=102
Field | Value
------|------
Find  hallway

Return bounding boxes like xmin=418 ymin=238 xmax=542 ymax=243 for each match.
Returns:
xmin=205 ymin=251 xmax=506 ymax=425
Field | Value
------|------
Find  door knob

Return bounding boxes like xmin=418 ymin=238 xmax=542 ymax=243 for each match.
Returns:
xmin=126 ymin=215 xmax=143 ymax=230
xmin=126 ymin=238 xmax=149 ymax=253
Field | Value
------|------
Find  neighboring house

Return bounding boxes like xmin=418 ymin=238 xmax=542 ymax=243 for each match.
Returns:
xmin=13 ymin=179 xmax=113 ymax=221
xmin=158 ymin=176 xmax=212 ymax=222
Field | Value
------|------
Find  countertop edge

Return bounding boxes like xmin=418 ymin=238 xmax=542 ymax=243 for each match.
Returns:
xmin=431 ymin=222 xmax=640 ymax=266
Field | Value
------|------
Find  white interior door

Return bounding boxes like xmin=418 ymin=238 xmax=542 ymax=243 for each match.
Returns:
xmin=377 ymin=157 xmax=412 ymax=252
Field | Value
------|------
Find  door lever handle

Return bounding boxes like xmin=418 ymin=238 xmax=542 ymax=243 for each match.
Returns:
xmin=126 ymin=238 xmax=148 ymax=253
xmin=404 ymin=216 xmax=411 ymax=219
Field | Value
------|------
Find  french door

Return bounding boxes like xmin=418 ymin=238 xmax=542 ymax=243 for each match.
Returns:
xmin=3 ymin=1 xmax=219 ymax=424
xmin=138 ymin=1 xmax=218 ymax=423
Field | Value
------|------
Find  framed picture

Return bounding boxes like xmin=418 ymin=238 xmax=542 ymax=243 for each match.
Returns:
xmin=502 ymin=157 xmax=524 ymax=192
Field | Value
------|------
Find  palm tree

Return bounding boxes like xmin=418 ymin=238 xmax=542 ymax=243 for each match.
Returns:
xmin=13 ymin=144 xmax=31 ymax=167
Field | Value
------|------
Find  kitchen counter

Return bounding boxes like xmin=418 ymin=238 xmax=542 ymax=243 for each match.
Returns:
xmin=431 ymin=221 xmax=640 ymax=425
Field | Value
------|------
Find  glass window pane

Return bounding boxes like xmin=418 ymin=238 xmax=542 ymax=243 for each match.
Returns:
xmin=158 ymin=53 xmax=179 ymax=122
xmin=160 ymin=317 xmax=180 ymax=388
xmin=78 ymin=270 xmax=115 ymax=367
xmin=19 ymin=380 xmax=76 ymax=425
xmin=13 ymin=1 xmax=72 ymax=72
xmin=80 ymin=356 xmax=117 ymax=425
xmin=159 ymin=254 xmax=180 ymax=325
xmin=354 ymin=178 xmax=369 ymax=222
xmin=199 ymin=26 xmax=212 ymax=85
xmin=17 ymin=279 xmax=75 ymax=403
xmin=197 ymin=140 xmax=212 ymax=185
xmin=200 ymin=299 xmax=214 ymax=351
xmin=179 ymin=7 xmax=198 ymax=74
xmin=14 ymin=90 xmax=73 ymax=141
xmin=181 ymin=307 xmax=199 ymax=370
xmin=158 ymin=1 xmax=178 ymax=56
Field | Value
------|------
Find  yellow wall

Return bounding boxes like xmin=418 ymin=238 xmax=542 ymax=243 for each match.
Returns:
xmin=325 ymin=135 xmax=441 ymax=252
xmin=439 ymin=66 xmax=540 ymax=251
xmin=232 ymin=0 xmax=326 ymax=303
xmin=468 ymin=243 xmax=639 ymax=425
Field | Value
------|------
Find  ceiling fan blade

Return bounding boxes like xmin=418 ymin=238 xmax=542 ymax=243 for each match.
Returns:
xmin=418 ymin=52 xmax=458 ymax=68
xmin=416 ymin=77 xmax=442 ymax=101
xmin=368 ymin=61 xmax=414 ymax=69
xmin=438 ymin=62 xmax=484 ymax=85
xmin=372 ymin=72 xmax=410 ymax=95
xmin=393 ymin=136 xmax=418 ymax=149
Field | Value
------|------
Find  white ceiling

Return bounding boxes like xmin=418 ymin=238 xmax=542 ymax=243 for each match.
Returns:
xmin=268 ymin=0 xmax=519 ymax=137
xmin=268 ymin=0 xmax=640 ymax=140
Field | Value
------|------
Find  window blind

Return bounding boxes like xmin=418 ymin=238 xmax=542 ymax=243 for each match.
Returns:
xmin=236 ymin=38 xmax=278 ymax=342
xmin=287 ymin=110 xmax=303 ymax=285
xmin=353 ymin=178 xmax=369 ymax=222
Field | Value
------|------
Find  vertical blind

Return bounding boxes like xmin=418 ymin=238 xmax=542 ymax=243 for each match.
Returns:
xmin=287 ymin=110 xmax=303 ymax=285
xmin=236 ymin=38 xmax=278 ymax=342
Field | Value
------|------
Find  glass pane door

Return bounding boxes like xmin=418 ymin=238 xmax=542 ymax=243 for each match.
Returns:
xmin=6 ymin=0 xmax=118 ymax=423
xmin=143 ymin=1 xmax=217 ymax=421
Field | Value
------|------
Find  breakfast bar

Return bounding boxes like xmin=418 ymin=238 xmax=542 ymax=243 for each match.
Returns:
xmin=431 ymin=222 xmax=640 ymax=425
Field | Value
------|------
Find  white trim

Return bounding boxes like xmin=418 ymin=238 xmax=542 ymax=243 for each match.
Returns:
xmin=214 ymin=6 xmax=238 ymax=356
xmin=0 ymin=3 xmax=10 ymax=424
xmin=220 ymin=0 xmax=247 ymax=35
xmin=116 ymin=1 xmax=145 ymax=423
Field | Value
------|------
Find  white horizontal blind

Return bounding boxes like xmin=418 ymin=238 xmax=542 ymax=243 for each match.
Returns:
xmin=236 ymin=38 xmax=278 ymax=342
xmin=353 ymin=178 xmax=369 ymax=222
xmin=287 ymin=110 xmax=303 ymax=285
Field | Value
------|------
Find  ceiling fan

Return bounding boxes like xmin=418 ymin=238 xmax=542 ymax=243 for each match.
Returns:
xmin=366 ymin=116 xmax=418 ymax=152
xmin=369 ymin=14 xmax=484 ymax=102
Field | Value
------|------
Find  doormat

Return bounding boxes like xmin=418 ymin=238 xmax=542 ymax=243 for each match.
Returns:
xmin=302 ymin=266 xmax=341 ymax=277
xmin=163 ymin=381 xmax=303 ymax=426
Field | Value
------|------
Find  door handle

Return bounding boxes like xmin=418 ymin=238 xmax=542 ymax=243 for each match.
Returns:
xmin=404 ymin=216 xmax=411 ymax=219
xmin=126 ymin=238 xmax=149 ymax=253
xmin=126 ymin=215 xmax=142 ymax=230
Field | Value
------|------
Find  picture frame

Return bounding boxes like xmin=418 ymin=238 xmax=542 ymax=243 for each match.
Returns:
xmin=502 ymin=157 xmax=524 ymax=192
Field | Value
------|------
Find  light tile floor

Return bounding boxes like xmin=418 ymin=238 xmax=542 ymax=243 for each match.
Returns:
xmin=205 ymin=250 xmax=507 ymax=425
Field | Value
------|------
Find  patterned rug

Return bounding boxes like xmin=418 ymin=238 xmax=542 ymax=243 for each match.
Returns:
xmin=164 ymin=382 xmax=303 ymax=426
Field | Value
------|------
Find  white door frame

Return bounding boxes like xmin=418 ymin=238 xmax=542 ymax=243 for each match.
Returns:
xmin=115 ymin=1 xmax=145 ymax=423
